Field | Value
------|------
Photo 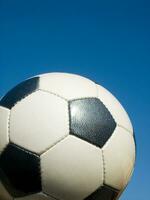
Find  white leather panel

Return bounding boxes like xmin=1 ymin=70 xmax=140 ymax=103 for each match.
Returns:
xmin=10 ymin=91 xmax=69 ymax=154
xmin=39 ymin=73 xmax=97 ymax=100
xmin=103 ymin=126 xmax=135 ymax=190
xmin=41 ymin=135 xmax=103 ymax=200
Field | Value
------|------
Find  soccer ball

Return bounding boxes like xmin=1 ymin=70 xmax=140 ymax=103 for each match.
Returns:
xmin=0 ymin=73 xmax=136 ymax=200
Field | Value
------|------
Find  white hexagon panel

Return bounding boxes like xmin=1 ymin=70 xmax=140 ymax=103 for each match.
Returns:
xmin=102 ymin=126 xmax=135 ymax=191
xmin=10 ymin=90 xmax=69 ymax=154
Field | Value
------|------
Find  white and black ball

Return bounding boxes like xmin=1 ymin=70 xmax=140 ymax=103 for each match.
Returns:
xmin=0 ymin=73 xmax=136 ymax=200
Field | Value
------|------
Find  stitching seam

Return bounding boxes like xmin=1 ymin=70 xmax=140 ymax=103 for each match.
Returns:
xmin=101 ymin=149 xmax=106 ymax=184
xmin=41 ymin=100 xmax=70 ymax=157
xmin=68 ymin=101 xmax=71 ymax=134
xmin=38 ymin=89 xmax=68 ymax=102
xmin=96 ymin=83 xmax=106 ymax=185
xmin=117 ymin=124 xmax=133 ymax=135
xmin=10 ymin=89 xmax=39 ymax=109
xmin=69 ymin=96 xmax=98 ymax=102
xmin=43 ymin=191 xmax=61 ymax=200
xmin=9 ymin=143 xmax=39 ymax=157
xmin=41 ymin=134 xmax=68 ymax=157
xmin=41 ymin=135 xmax=69 ymax=198
xmin=8 ymin=109 xmax=11 ymax=144
xmin=95 ymin=84 xmax=117 ymax=125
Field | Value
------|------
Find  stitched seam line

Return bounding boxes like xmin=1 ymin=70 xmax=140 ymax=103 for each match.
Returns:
xmin=101 ymin=126 xmax=118 ymax=150
xmin=41 ymin=100 xmax=70 ymax=157
xmin=96 ymin=83 xmax=106 ymax=185
xmin=117 ymin=124 xmax=133 ymax=135
xmin=95 ymin=84 xmax=117 ymax=125
xmin=68 ymin=101 xmax=71 ymax=134
xmin=41 ymin=135 xmax=69 ymax=197
xmin=8 ymin=109 xmax=11 ymax=144
xmin=43 ymin=191 xmax=61 ymax=200
xmin=41 ymin=134 xmax=68 ymax=157
xmin=38 ymin=89 xmax=68 ymax=101
xmin=69 ymin=96 xmax=98 ymax=103
xmin=9 ymin=143 xmax=39 ymax=157
xmin=10 ymin=89 xmax=39 ymax=109
xmin=38 ymin=156 xmax=42 ymax=196
xmin=101 ymin=149 xmax=106 ymax=184
xmin=96 ymin=84 xmax=133 ymax=136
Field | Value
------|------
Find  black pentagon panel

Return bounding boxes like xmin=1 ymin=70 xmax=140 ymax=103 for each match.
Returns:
xmin=69 ymin=98 xmax=116 ymax=148
xmin=0 ymin=77 xmax=39 ymax=109
xmin=85 ymin=185 xmax=119 ymax=200
xmin=0 ymin=143 xmax=41 ymax=197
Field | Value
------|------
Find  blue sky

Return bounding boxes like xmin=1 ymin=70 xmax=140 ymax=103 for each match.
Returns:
xmin=0 ymin=0 xmax=149 ymax=199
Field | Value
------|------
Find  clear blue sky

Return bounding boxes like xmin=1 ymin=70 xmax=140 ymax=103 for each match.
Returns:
xmin=0 ymin=0 xmax=149 ymax=199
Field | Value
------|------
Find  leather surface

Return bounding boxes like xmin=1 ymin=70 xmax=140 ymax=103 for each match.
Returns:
xmin=85 ymin=185 xmax=118 ymax=200
xmin=69 ymin=98 xmax=116 ymax=148
xmin=39 ymin=73 xmax=97 ymax=100
xmin=0 ymin=73 xmax=135 ymax=200
xmin=41 ymin=135 xmax=103 ymax=200
xmin=0 ymin=181 xmax=13 ymax=200
xmin=15 ymin=192 xmax=56 ymax=200
xmin=0 ymin=143 xmax=41 ymax=198
xmin=103 ymin=126 xmax=136 ymax=190
xmin=10 ymin=90 xmax=69 ymax=154
xmin=0 ymin=77 xmax=39 ymax=109
xmin=0 ymin=106 xmax=10 ymax=153
xmin=96 ymin=84 xmax=133 ymax=134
